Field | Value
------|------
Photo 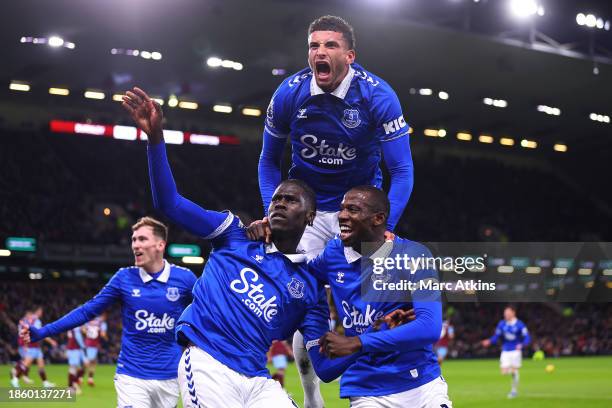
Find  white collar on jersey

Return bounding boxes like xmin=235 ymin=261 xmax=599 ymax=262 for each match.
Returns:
xmin=265 ymin=243 xmax=308 ymax=263
xmin=139 ymin=259 xmax=170 ymax=283
xmin=310 ymin=65 xmax=355 ymax=99
xmin=343 ymin=239 xmax=394 ymax=264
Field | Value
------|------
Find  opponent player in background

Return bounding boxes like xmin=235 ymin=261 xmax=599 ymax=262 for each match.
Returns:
xmin=10 ymin=307 xmax=57 ymax=388
xmin=250 ymin=186 xmax=452 ymax=407
xmin=65 ymin=326 xmax=87 ymax=394
xmin=121 ymin=87 xmax=410 ymax=407
xmin=435 ymin=318 xmax=455 ymax=365
xmin=21 ymin=217 xmax=197 ymax=408
xmin=258 ymin=15 xmax=414 ymax=407
xmin=84 ymin=315 xmax=108 ymax=386
xmin=268 ymin=340 xmax=293 ymax=388
xmin=481 ymin=305 xmax=531 ymax=399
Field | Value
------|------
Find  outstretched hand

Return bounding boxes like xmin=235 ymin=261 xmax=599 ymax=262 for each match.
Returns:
xmin=372 ymin=307 xmax=416 ymax=331
xmin=122 ymin=87 xmax=164 ymax=144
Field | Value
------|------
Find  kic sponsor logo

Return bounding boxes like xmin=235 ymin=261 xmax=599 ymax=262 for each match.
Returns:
xmin=134 ymin=310 xmax=175 ymax=334
xmin=341 ymin=301 xmax=384 ymax=334
xmin=383 ymin=115 xmax=407 ymax=135
xmin=230 ymin=268 xmax=278 ymax=322
xmin=300 ymin=134 xmax=356 ymax=166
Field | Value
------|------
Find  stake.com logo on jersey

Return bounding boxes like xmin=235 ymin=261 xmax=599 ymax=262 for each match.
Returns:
xmin=230 ymin=268 xmax=279 ymax=322
xmin=299 ymin=134 xmax=357 ymax=166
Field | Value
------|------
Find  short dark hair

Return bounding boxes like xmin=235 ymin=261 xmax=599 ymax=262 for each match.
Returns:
xmin=350 ymin=186 xmax=390 ymax=218
xmin=308 ymin=15 xmax=355 ymax=50
xmin=505 ymin=304 xmax=517 ymax=312
xmin=280 ymin=179 xmax=317 ymax=213
xmin=132 ymin=216 xmax=168 ymax=241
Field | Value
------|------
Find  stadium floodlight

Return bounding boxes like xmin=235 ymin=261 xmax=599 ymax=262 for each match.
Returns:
xmin=151 ymin=52 xmax=162 ymax=60
xmin=589 ymin=112 xmax=610 ymax=123
xmin=213 ymin=104 xmax=233 ymax=114
xmin=168 ymin=95 xmax=179 ymax=108
xmin=457 ymin=132 xmax=472 ymax=141
xmin=49 ymin=87 xmax=69 ymax=96
xmin=500 ymin=137 xmax=515 ymax=146
xmin=438 ymin=91 xmax=449 ymax=100
xmin=207 ymin=57 xmax=223 ymax=67
xmin=553 ymin=143 xmax=568 ymax=153
xmin=577 ymin=13 xmax=610 ymax=30
xmin=424 ymin=129 xmax=439 ymax=137
xmin=140 ymin=51 xmax=152 ymax=59
xmin=272 ymin=68 xmax=286 ymax=76
xmin=48 ymin=36 xmax=64 ymax=47
xmin=9 ymin=81 xmax=30 ymax=92
xmin=84 ymin=90 xmax=105 ymax=100
xmin=419 ymin=88 xmax=433 ymax=96
xmin=0 ymin=249 xmax=11 ymax=257
xmin=112 ymin=94 xmax=124 ymax=102
xmin=484 ymin=98 xmax=507 ymax=108
xmin=178 ymin=101 xmax=198 ymax=110
xmin=152 ymin=97 xmax=164 ymax=106
xmin=232 ymin=62 xmax=243 ymax=71
xmin=103 ymin=207 xmax=111 ymax=216
xmin=478 ymin=135 xmax=494 ymax=144
xmin=509 ymin=0 xmax=544 ymax=18
xmin=242 ymin=107 xmax=262 ymax=117
xmin=520 ymin=139 xmax=537 ymax=148
xmin=537 ymin=105 xmax=561 ymax=116
xmin=182 ymin=256 xmax=204 ymax=264
xmin=438 ymin=129 xmax=447 ymax=137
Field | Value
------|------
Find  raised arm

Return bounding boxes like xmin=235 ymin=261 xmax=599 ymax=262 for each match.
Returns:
xmin=382 ymin=136 xmax=414 ymax=231
xmin=258 ymin=130 xmax=286 ymax=214
xmin=22 ymin=273 xmax=122 ymax=344
xmin=122 ymin=87 xmax=228 ymax=238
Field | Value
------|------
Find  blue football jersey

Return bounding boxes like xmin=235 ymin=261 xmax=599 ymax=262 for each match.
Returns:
xmin=490 ymin=319 xmax=530 ymax=352
xmin=265 ymin=63 xmax=410 ymax=211
xmin=175 ymin=212 xmax=330 ymax=378
xmin=33 ymin=260 xmax=197 ymax=380
xmin=309 ymin=237 xmax=441 ymax=398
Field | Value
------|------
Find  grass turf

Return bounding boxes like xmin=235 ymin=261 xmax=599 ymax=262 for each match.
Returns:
xmin=3 ymin=356 xmax=611 ymax=407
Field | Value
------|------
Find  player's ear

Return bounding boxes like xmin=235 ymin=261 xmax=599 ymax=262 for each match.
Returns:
xmin=306 ymin=210 xmax=315 ymax=227
xmin=372 ymin=211 xmax=386 ymax=227
xmin=346 ymin=49 xmax=355 ymax=64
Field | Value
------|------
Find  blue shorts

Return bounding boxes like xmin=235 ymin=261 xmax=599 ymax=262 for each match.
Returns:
xmin=18 ymin=347 xmax=27 ymax=359
xmin=67 ymin=350 xmax=85 ymax=367
xmin=86 ymin=347 xmax=98 ymax=361
xmin=436 ymin=346 xmax=448 ymax=360
xmin=272 ymin=355 xmax=288 ymax=370
xmin=25 ymin=347 xmax=43 ymax=360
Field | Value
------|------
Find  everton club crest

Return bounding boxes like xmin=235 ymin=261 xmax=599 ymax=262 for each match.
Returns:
xmin=342 ymin=108 xmax=361 ymax=128
xmin=287 ymin=278 xmax=305 ymax=299
xmin=166 ymin=287 xmax=180 ymax=302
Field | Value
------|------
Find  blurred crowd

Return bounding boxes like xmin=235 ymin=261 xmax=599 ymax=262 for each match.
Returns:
xmin=0 ymin=280 xmax=609 ymax=365
xmin=1 ymin=129 xmax=610 ymax=248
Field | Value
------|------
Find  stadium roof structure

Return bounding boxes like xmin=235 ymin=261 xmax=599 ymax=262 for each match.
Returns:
xmin=1 ymin=0 xmax=611 ymax=151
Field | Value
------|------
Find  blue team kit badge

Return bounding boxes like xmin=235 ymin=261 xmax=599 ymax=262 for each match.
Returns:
xmin=166 ymin=287 xmax=180 ymax=302
xmin=287 ymin=278 xmax=305 ymax=299
xmin=342 ymin=108 xmax=361 ymax=128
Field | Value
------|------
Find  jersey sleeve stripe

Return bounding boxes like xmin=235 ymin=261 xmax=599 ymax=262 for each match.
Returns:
xmin=203 ymin=212 xmax=235 ymax=240
xmin=381 ymin=130 xmax=410 ymax=142
xmin=264 ymin=126 xmax=288 ymax=139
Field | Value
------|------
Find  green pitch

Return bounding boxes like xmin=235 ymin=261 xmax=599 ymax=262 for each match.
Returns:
xmin=3 ymin=357 xmax=612 ymax=407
